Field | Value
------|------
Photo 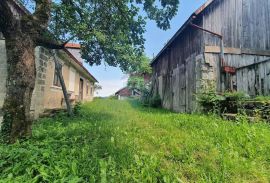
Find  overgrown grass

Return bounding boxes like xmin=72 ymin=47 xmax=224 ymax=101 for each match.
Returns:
xmin=1 ymin=99 xmax=270 ymax=182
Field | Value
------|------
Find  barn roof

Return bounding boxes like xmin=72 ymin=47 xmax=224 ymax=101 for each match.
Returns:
xmin=150 ymin=0 xmax=215 ymax=66
xmin=115 ymin=87 xmax=130 ymax=95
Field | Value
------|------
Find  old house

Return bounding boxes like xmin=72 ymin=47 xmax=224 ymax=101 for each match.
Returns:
xmin=0 ymin=1 xmax=98 ymax=119
xmin=151 ymin=0 xmax=270 ymax=113
xmin=115 ymin=87 xmax=141 ymax=100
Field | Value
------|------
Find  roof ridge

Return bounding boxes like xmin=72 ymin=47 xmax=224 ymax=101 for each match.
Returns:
xmin=150 ymin=0 xmax=216 ymax=65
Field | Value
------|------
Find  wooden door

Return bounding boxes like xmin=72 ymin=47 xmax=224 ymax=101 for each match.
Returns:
xmin=178 ymin=64 xmax=186 ymax=113
xmin=172 ymin=67 xmax=180 ymax=111
xmin=185 ymin=56 xmax=196 ymax=113
xmin=79 ymin=78 xmax=84 ymax=101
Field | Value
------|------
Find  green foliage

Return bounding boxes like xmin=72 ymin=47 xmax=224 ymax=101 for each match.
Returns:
xmin=127 ymin=76 xmax=145 ymax=91
xmin=19 ymin=0 xmax=179 ymax=72
xmin=73 ymin=102 xmax=82 ymax=116
xmin=140 ymin=85 xmax=152 ymax=106
xmin=94 ymin=84 xmax=102 ymax=91
xmin=127 ymin=54 xmax=152 ymax=92
xmin=196 ymin=89 xmax=225 ymax=113
xmin=127 ymin=55 xmax=152 ymax=75
xmin=108 ymin=95 xmax=118 ymax=100
xmin=136 ymin=82 xmax=161 ymax=108
xmin=223 ymin=91 xmax=249 ymax=101
xmin=149 ymin=94 xmax=162 ymax=108
xmin=197 ymin=86 xmax=250 ymax=114
xmin=0 ymin=99 xmax=269 ymax=182
xmin=254 ymin=95 xmax=270 ymax=102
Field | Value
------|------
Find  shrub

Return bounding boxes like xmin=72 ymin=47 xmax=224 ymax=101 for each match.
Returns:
xmin=73 ymin=102 xmax=82 ymax=116
xmin=149 ymin=94 xmax=162 ymax=108
xmin=139 ymin=83 xmax=161 ymax=108
xmin=196 ymin=90 xmax=225 ymax=114
xmin=140 ymin=86 xmax=151 ymax=106
xmin=196 ymin=89 xmax=250 ymax=114
xmin=254 ymin=95 xmax=270 ymax=102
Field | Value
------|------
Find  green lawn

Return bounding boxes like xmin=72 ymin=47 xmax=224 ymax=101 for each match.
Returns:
xmin=1 ymin=99 xmax=270 ymax=182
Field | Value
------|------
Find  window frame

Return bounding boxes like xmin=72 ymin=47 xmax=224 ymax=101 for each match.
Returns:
xmin=53 ymin=64 xmax=62 ymax=87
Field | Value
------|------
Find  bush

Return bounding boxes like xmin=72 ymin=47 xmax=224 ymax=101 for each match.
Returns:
xmin=196 ymin=90 xmax=225 ymax=114
xmin=140 ymin=87 xmax=151 ymax=106
xmin=139 ymin=83 xmax=161 ymax=108
xmin=254 ymin=95 xmax=270 ymax=102
xmin=197 ymin=90 xmax=250 ymax=114
xmin=73 ymin=102 xmax=82 ymax=116
xmin=149 ymin=94 xmax=162 ymax=108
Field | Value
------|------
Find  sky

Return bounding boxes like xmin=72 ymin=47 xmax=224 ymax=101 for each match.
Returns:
xmin=84 ymin=0 xmax=207 ymax=97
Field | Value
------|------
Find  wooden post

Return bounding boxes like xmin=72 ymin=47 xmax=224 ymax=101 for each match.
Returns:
xmin=219 ymin=38 xmax=225 ymax=92
xmin=52 ymin=50 xmax=73 ymax=116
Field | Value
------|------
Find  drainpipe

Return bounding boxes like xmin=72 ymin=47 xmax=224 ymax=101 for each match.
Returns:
xmin=189 ymin=22 xmax=224 ymax=92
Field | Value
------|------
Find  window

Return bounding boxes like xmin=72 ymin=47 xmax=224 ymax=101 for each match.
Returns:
xmin=69 ymin=68 xmax=76 ymax=91
xmin=86 ymin=84 xmax=89 ymax=94
xmin=53 ymin=65 xmax=62 ymax=87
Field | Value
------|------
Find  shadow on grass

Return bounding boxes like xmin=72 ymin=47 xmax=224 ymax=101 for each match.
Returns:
xmin=1 ymin=112 xmax=137 ymax=182
xmin=32 ymin=111 xmax=114 ymax=142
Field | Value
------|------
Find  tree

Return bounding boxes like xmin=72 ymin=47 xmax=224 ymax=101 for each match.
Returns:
xmin=0 ymin=0 xmax=179 ymax=143
xmin=127 ymin=55 xmax=151 ymax=91
xmin=93 ymin=83 xmax=102 ymax=95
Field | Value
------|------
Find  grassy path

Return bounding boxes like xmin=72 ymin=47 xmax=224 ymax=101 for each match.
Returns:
xmin=1 ymin=99 xmax=270 ymax=182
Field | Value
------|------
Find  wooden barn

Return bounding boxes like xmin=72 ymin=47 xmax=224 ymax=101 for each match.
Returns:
xmin=151 ymin=0 xmax=270 ymax=113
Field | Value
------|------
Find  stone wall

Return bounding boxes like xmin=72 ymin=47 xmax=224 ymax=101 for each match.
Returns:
xmin=0 ymin=40 xmax=7 ymax=110
xmin=0 ymin=41 xmax=95 ymax=121
xmin=30 ymin=47 xmax=49 ymax=119
xmin=0 ymin=39 xmax=6 ymax=124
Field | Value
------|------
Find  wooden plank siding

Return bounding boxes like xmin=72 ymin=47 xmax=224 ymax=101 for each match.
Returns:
xmin=202 ymin=0 xmax=270 ymax=49
xmin=152 ymin=20 xmax=204 ymax=112
xmin=151 ymin=0 xmax=270 ymax=113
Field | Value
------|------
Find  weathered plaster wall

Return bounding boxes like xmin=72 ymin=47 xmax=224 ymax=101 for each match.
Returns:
xmin=42 ymin=49 xmax=94 ymax=110
xmin=43 ymin=50 xmax=70 ymax=110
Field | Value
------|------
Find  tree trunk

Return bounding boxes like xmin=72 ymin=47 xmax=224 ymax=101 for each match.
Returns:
xmin=1 ymin=34 xmax=36 ymax=143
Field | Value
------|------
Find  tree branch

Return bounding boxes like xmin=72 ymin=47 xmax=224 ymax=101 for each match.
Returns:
xmin=35 ymin=32 xmax=76 ymax=49
xmin=0 ymin=0 xmax=15 ymax=37
xmin=35 ymin=36 xmax=65 ymax=49
xmin=32 ymin=0 xmax=52 ymax=29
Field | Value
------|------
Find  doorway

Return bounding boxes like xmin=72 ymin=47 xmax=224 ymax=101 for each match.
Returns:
xmin=79 ymin=78 xmax=84 ymax=101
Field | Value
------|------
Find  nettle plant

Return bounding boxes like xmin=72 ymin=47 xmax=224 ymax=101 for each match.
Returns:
xmin=196 ymin=80 xmax=224 ymax=114
xmin=196 ymin=80 xmax=249 ymax=114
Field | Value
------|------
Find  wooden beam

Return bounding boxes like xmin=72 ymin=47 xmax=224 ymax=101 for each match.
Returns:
xmin=205 ymin=46 xmax=241 ymax=54
xmin=242 ymin=49 xmax=270 ymax=56
xmin=204 ymin=46 xmax=270 ymax=56
xmin=52 ymin=50 xmax=73 ymax=117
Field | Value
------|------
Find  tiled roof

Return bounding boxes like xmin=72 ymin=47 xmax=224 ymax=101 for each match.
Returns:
xmin=65 ymin=43 xmax=81 ymax=49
